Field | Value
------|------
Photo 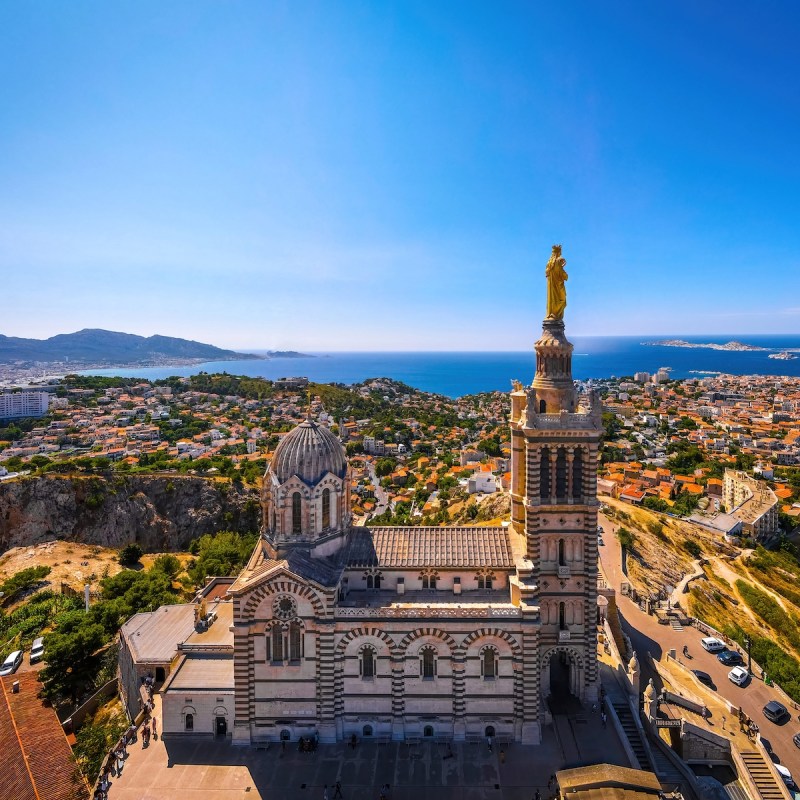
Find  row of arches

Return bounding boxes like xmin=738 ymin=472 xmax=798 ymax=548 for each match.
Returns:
xmin=539 ymin=446 xmax=585 ymax=503
xmin=354 ymin=642 xmax=500 ymax=680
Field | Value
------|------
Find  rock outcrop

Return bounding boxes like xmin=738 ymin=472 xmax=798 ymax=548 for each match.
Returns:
xmin=0 ymin=475 xmax=260 ymax=553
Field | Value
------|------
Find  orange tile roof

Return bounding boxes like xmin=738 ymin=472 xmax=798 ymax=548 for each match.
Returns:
xmin=0 ymin=673 xmax=89 ymax=800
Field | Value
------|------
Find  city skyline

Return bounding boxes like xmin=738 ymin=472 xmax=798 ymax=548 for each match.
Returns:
xmin=2 ymin=2 xmax=800 ymax=350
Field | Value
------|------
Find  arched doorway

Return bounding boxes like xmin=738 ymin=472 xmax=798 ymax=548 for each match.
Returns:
xmin=543 ymin=647 xmax=583 ymax=715
xmin=484 ymin=725 xmax=495 ymax=738
xmin=363 ymin=724 xmax=373 ymax=737
xmin=215 ymin=716 xmax=227 ymax=736
xmin=423 ymin=725 xmax=434 ymax=738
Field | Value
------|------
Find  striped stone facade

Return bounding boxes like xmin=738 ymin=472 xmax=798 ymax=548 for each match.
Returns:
xmin=226 ymin=312 xmax=600 ymax=746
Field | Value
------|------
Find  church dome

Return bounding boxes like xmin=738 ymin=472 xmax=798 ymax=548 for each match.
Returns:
xmin=269 ymin=419 xmax=347 ymax=486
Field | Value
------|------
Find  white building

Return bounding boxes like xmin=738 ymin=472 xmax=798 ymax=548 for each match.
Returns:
xmin=0 ymin=391 xmax=49 ymax=420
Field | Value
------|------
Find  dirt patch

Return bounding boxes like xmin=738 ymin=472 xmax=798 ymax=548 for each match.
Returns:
xmin=0 ymin=540 xmax=193 ymax=595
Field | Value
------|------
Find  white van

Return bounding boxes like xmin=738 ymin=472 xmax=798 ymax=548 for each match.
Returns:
xmin=701 ymin=637 xmax=726 ymax=653
xmin=30 ymin=637 xmax=45 ymax=664
xmin=0 ymin=650 xmax=23 ymax=676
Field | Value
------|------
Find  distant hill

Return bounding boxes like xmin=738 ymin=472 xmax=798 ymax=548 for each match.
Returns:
xmin=0 ymin=329 xmax=264 ymax=365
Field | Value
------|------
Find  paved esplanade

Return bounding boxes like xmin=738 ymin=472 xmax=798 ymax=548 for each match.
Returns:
xmin=107 ymin=696 xmax=630 ymax=799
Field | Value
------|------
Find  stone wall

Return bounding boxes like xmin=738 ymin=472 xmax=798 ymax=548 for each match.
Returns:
xmin=0 ymin=474 xmax=260 ymax=553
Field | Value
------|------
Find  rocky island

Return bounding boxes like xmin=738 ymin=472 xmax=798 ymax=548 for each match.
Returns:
xmin=641 ymin=339 xmax=768 ymax=351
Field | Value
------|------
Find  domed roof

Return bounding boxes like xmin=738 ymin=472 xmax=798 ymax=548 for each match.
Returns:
xmin=269 ymin=419 xmax=347 ymax=486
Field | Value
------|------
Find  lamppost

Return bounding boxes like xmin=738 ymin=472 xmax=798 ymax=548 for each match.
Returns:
xmin=744 ymin=634 xmax=752 ymax=675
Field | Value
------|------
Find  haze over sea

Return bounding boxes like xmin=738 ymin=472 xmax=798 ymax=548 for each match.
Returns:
xmin=79 ymin=335 xmax=800 ymax=399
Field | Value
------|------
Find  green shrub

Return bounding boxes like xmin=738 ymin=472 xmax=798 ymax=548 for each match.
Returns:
xmin=118 ymin=543 xmax=143 ymax=566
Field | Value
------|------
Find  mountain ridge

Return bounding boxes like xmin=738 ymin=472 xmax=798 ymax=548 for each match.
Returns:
xmin=0 ymin=328 xmax=264 ymax=364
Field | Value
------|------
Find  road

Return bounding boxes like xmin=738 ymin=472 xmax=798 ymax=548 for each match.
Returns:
xmin=366 ymin=460 xmax=389 ymax=519
xmin=598 ymin=512 xmax=800 ymax=783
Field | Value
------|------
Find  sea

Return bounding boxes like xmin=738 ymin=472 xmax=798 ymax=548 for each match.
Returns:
xmin=80 ymin=335 xmax=800 ymax=399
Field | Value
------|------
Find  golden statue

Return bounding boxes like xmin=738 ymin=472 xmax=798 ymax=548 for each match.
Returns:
xmin=545 ymin=244 xmax=568 ymax=320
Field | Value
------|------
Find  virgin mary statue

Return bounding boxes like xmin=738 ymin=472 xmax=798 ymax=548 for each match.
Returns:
xmin=545 ymin=245 xmax=568 ymax=320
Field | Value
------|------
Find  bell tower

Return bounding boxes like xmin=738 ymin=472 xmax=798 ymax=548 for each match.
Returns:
xmin=509 ymin=246 xmax=602 ymax=718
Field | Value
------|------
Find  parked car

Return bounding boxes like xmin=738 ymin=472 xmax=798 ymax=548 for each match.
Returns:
xmin=728 ymin=666 xmax=749 ymax=686
xmin=701 ymin=637 xmax=727 ymax=653
xmin=718 ymin=649 xmax=744 ymax=666
xmin=29 ymin=637 xmax=44 ymax=664
xmin=0 ymin=649 xmax=23 ymax=676
xmin=763 ymin=701 xmax=790 ymax=724
xmin=692 ymin=670 xmax=715 ymax=688
xmin=792 ymin=732 xmax=800 ymax=749
xmin=775 ymin=763 xmax=797 ymax=790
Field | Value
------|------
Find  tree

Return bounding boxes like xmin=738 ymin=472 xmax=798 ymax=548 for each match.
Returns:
xmin=151 ymin=553 xmax=182 ymax=579
xmin=375 ymin=458 xmax=397 ymax=477
xmin=118 ymin=543 xmax=143 ymax=566
xmin=39 ymin=611 xmax=108 ymax=703
xmin=187 ymin=531 xmax=258 ymax=585
xmin=616 ymin=527 xmax=636 ymax=550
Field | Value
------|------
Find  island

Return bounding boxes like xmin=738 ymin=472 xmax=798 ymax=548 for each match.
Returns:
xmin=769 ymin=352 xmax=798 ymax=360
xmin=641 ymin=339 xmax=768 ymax=352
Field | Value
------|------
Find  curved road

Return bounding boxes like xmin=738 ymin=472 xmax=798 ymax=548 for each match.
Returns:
xmin=599 ymin=512 xmax=800 ymax=783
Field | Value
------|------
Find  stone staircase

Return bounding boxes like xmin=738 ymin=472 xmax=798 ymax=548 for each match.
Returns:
xmin=740 ymin=750 xmax=786 ymax=800
xmin=670 ymin=617 xmax=684 ymax=632
xmin=612 ymin=701 xmax=651 ymax=771
xmin=649 ymin=742 xmax=685 ymax=790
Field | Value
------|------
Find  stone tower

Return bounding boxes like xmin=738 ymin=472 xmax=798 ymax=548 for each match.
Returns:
xmin=509 ymin=254 xmax=602 ymax=715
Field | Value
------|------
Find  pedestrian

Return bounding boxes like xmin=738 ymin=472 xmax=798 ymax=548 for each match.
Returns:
xmin=487 ymin=735 xmax=493 ymax=753
xmin=333 ymin=780 xmax=343 ymax=799
xmin=601 ymin=711 xmax=607 ymax=729
xmin=350 ymin=733 xmax=357 ymax=750
xmin=536 ymin=790 xmax=542 ymax=800
xmin=152 ymin=716 xmax=158 ymax=739
xmin=323 ymin=784 xmax=329 ymax=800
xmin=499 ymin=748 xmax=506 ymax=764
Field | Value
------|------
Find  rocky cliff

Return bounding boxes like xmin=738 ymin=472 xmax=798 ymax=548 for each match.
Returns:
xmin=0 ymin=475 xmax=260 ymax=553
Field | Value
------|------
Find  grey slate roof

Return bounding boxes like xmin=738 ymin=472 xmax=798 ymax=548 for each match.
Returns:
xmin=269 ymin=419 xmax=347 ymax=485
xmin=344 ymin=526 xmax=514 ymax=569
xmin=121 ymin=604 xmax=196 ymax=663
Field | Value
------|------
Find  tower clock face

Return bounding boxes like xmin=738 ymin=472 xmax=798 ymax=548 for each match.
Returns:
xmin=274 ymin=595 xmax=297 ymax=620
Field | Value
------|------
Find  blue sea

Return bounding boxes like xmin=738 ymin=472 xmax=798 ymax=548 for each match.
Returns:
xmin=80 ymin=335 xmax=800 ymax=398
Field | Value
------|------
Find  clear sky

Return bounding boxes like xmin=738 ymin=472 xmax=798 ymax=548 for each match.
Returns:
xmin=2 ymin=1 xmax=799 ymax=351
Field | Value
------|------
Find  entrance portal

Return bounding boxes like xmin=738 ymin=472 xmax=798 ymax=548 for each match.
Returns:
xmin=215 ymin=716 xmax=227 ymax=736
xmin=547 ymin=650 xmax=582 ymax=715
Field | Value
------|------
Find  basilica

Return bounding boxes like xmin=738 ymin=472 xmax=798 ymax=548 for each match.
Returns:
xmin=124 ymin=257 xmax=604 ymax=746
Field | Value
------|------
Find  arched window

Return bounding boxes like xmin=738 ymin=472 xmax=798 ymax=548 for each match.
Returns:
xmin=556 ymin=447 xmax=567 ymax=500
xmin=572 ymin=450 xmax=583 ymax=501
xmin=559 ymin=602 xmax=566 ymax=631
xmin=271 ymin=624 xmax=284 ymax=662
xmin=360 ymin=646 xmax=376 ymax=679
xmin=363 ymin=724 xmax=373 ymax=737
xmin=481 ymin=647 xmax=498 ymax=679
xmin=540 ymin=448 xmax=551 ymax=501
xmin=373 ymin=573 xmax=382 ymax=589
xmin=366 ymin=574 xmax=374 ymax=589
xmin=558 ymin=539 xmax=566 ymax=566
xmin=539 ymin=399 xmax=547 ymax=413
xmin=289 ymin=621 xmax=302 ymax=661
xmin=185 ymin=713 xmax=194 ymax=731
xmin=322 ymin=488 xmax=331 ymax=530
xmin=292 ymin=492 xmax=302 ymax=534
xmin=420 ymin=646 xmax=436 ymax=679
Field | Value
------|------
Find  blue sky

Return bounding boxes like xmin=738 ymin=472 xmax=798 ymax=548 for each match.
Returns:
xmin=1 ymin=1 xmax=799 ymax=350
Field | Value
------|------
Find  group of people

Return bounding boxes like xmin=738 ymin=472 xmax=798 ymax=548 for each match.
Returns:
xmin=738 ymin=707 xmax=759 ymax=738
xmin=298 ymin=733 xmax=319 ymax=752
xmin=93 ymin=699 xmax=159 ymax=798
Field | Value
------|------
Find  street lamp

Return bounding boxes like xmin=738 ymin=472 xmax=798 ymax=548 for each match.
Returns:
xmin=744 ymin=635 xmax=752 ymax=675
